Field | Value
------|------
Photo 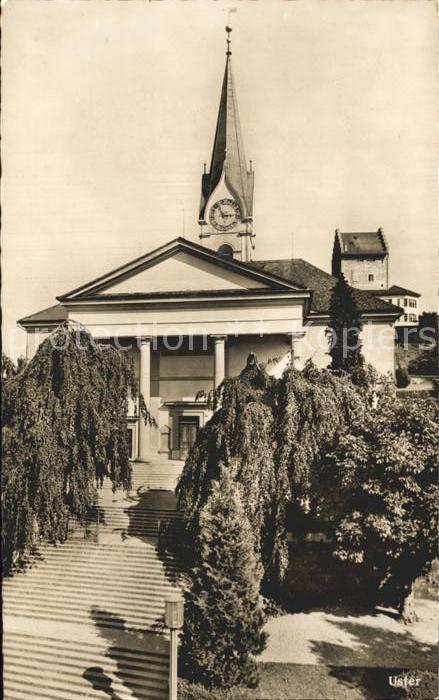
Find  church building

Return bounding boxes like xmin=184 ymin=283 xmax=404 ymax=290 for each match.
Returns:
xmin=19 ymin=29 xmax=401 ymax=462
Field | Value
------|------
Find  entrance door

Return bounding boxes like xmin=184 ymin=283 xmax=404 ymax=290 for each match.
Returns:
xmin=178 ymin=417 xmax=199 ymax=460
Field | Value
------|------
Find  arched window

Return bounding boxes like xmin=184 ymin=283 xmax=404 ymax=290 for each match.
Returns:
xmin=217 ymin=244 xmax=234 ymax=260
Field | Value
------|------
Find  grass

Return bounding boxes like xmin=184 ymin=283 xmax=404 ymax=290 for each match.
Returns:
xmin=181 ymin=665 xmax=438 ymax=700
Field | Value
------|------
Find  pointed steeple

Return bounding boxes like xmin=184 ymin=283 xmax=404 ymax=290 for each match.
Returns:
xmin=199 ymin=28 xmax=254 ymax=224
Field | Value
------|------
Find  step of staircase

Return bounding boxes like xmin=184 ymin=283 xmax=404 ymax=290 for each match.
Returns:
xmin=124 ymin=460 xmax=184 ymax=491
xmin=3 ymin=632 xmax=168 ymax=700
xmin=3 ymin=540 xmax=182 ymax=632
xmin=3 ymin=474 xmax=184 ymax=700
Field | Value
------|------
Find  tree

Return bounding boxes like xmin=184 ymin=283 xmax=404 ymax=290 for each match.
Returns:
xmin=327 ymin=273 xmax=365 ymax=375
xmin=2 ymin=324 xmax=152 ymax=574
xmin=180 ymin=468 xmax=266 ymax=689
xmin=316 ymin=393 xmax=438 ymax=621
xmin=176 ymin=357 xmax=369 ymax=596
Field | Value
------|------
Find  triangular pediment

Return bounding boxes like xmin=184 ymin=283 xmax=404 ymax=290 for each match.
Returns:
xmin=94 ymin=251 xmax=269 ymax=295
xmin=58 ymin=239 xmax=304 ymax=301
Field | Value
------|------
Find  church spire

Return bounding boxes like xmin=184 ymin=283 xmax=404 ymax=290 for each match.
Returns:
xmin=199 ymin=27 xmax=254 ymax=234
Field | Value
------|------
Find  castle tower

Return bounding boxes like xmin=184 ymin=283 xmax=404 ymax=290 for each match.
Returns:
xmin=332 ymin=228 xmax=389 ymax=290
xmin=198 ymin=27 xmax=254 ymax=262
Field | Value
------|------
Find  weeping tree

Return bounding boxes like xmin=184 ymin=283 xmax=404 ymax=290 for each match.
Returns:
xmin=176 ymin=355 xmax=370 ymax=594
xmin=2 ymin=324 xmax=151 ymax=574
xmin=177 ymin=354 xmax=280 ymax=581
xmin=267 ymin=361 xmax=368 ymax=592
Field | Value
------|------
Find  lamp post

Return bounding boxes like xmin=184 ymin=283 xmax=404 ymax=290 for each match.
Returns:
xmin=165 ymin=594 xmax=184 ymax=700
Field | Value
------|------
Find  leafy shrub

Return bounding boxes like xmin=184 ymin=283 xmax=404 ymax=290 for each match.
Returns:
xmin=180 ymin=468 xmax=266 ymax=689
xmin=395 ymin=366 xmax=411 ymax=388
xmin=317 ymin=394 xmax=439 ymax=618
xmin=408 ymin=340 xmax=438 ymax=376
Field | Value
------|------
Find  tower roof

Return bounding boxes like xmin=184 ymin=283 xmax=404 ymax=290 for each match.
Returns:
xmin=334 ymin=229 xmax=388 ymax=256
xmin=200 ymin=28 xmax=254 ymax=221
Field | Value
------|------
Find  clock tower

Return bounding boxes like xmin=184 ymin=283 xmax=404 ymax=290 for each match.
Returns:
xmin=198 ymin=27 xmax=255 ymax=262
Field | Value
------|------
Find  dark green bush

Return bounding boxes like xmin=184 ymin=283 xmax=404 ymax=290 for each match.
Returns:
xmin=180 ymin=468 xmax=266 ymax=689
xmin=395 ymin=366 xmax=411 ymax=388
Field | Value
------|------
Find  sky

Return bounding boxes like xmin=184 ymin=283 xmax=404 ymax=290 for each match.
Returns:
xmin=2 ymin=0 xmax=437 ymax=358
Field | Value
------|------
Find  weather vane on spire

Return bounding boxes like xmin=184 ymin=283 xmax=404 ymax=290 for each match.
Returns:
xmin=225 ymin=25 xmax=232 ymax=56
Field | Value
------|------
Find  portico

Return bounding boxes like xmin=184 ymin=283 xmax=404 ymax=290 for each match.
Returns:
xmin=133 ymin=329 xmax=306 ymax=462
xmin=112 ymin=321 xmax=306 ymax=462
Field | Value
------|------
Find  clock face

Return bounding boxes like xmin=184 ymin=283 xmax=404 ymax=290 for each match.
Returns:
xmin=209 ymin=198 xmax=240 ymax=231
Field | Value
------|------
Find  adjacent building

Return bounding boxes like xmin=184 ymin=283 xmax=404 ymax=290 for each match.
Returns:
xmin=374 ymin=286 xmax=421 ymax=328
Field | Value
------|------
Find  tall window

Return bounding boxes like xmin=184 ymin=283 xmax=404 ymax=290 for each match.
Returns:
xmin=217 ymin=244 xmax=234 ymax=260
xmin=368 ymin=274 xmax=374 ymax=281
xmin=127 ymin=426 xmax=135 ymax=460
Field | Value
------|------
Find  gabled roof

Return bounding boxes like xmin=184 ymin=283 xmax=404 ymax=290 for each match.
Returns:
xmin=249 ymin=258 xmax=401 ymax=316
xmin=199 ymin=40 xmax=253 ymax=221
xmin=335 ymin=229 xmax=388 ymax=256
xmin=57 ymin=237 xmax=307 ymax=302
xmin=18 ymin=247 xmax=401 ymax=329
xmin=370 ymin=285 xmax=421 ymax=298
xmin=18 ymin=304 xmax=68 ymax=326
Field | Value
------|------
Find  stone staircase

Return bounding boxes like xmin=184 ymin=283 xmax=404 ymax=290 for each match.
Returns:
xmin=3 ymin=631 xmax=169 ymax=700
xmin=2 ymin=460 xmax=186 ymax=700
xmin=129 ymin=460 xmax=184 ymax=492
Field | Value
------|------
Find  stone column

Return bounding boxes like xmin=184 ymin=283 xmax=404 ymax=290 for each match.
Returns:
xmin=137 ymin=336 xmax=152 ymax=461
xmin=288 ymin=331 xmax=306 ymax=370
xmin=212 ymin=335 xmax=226 ymax=388
xmin=26 ymin=330 xmax=42 ymax=361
